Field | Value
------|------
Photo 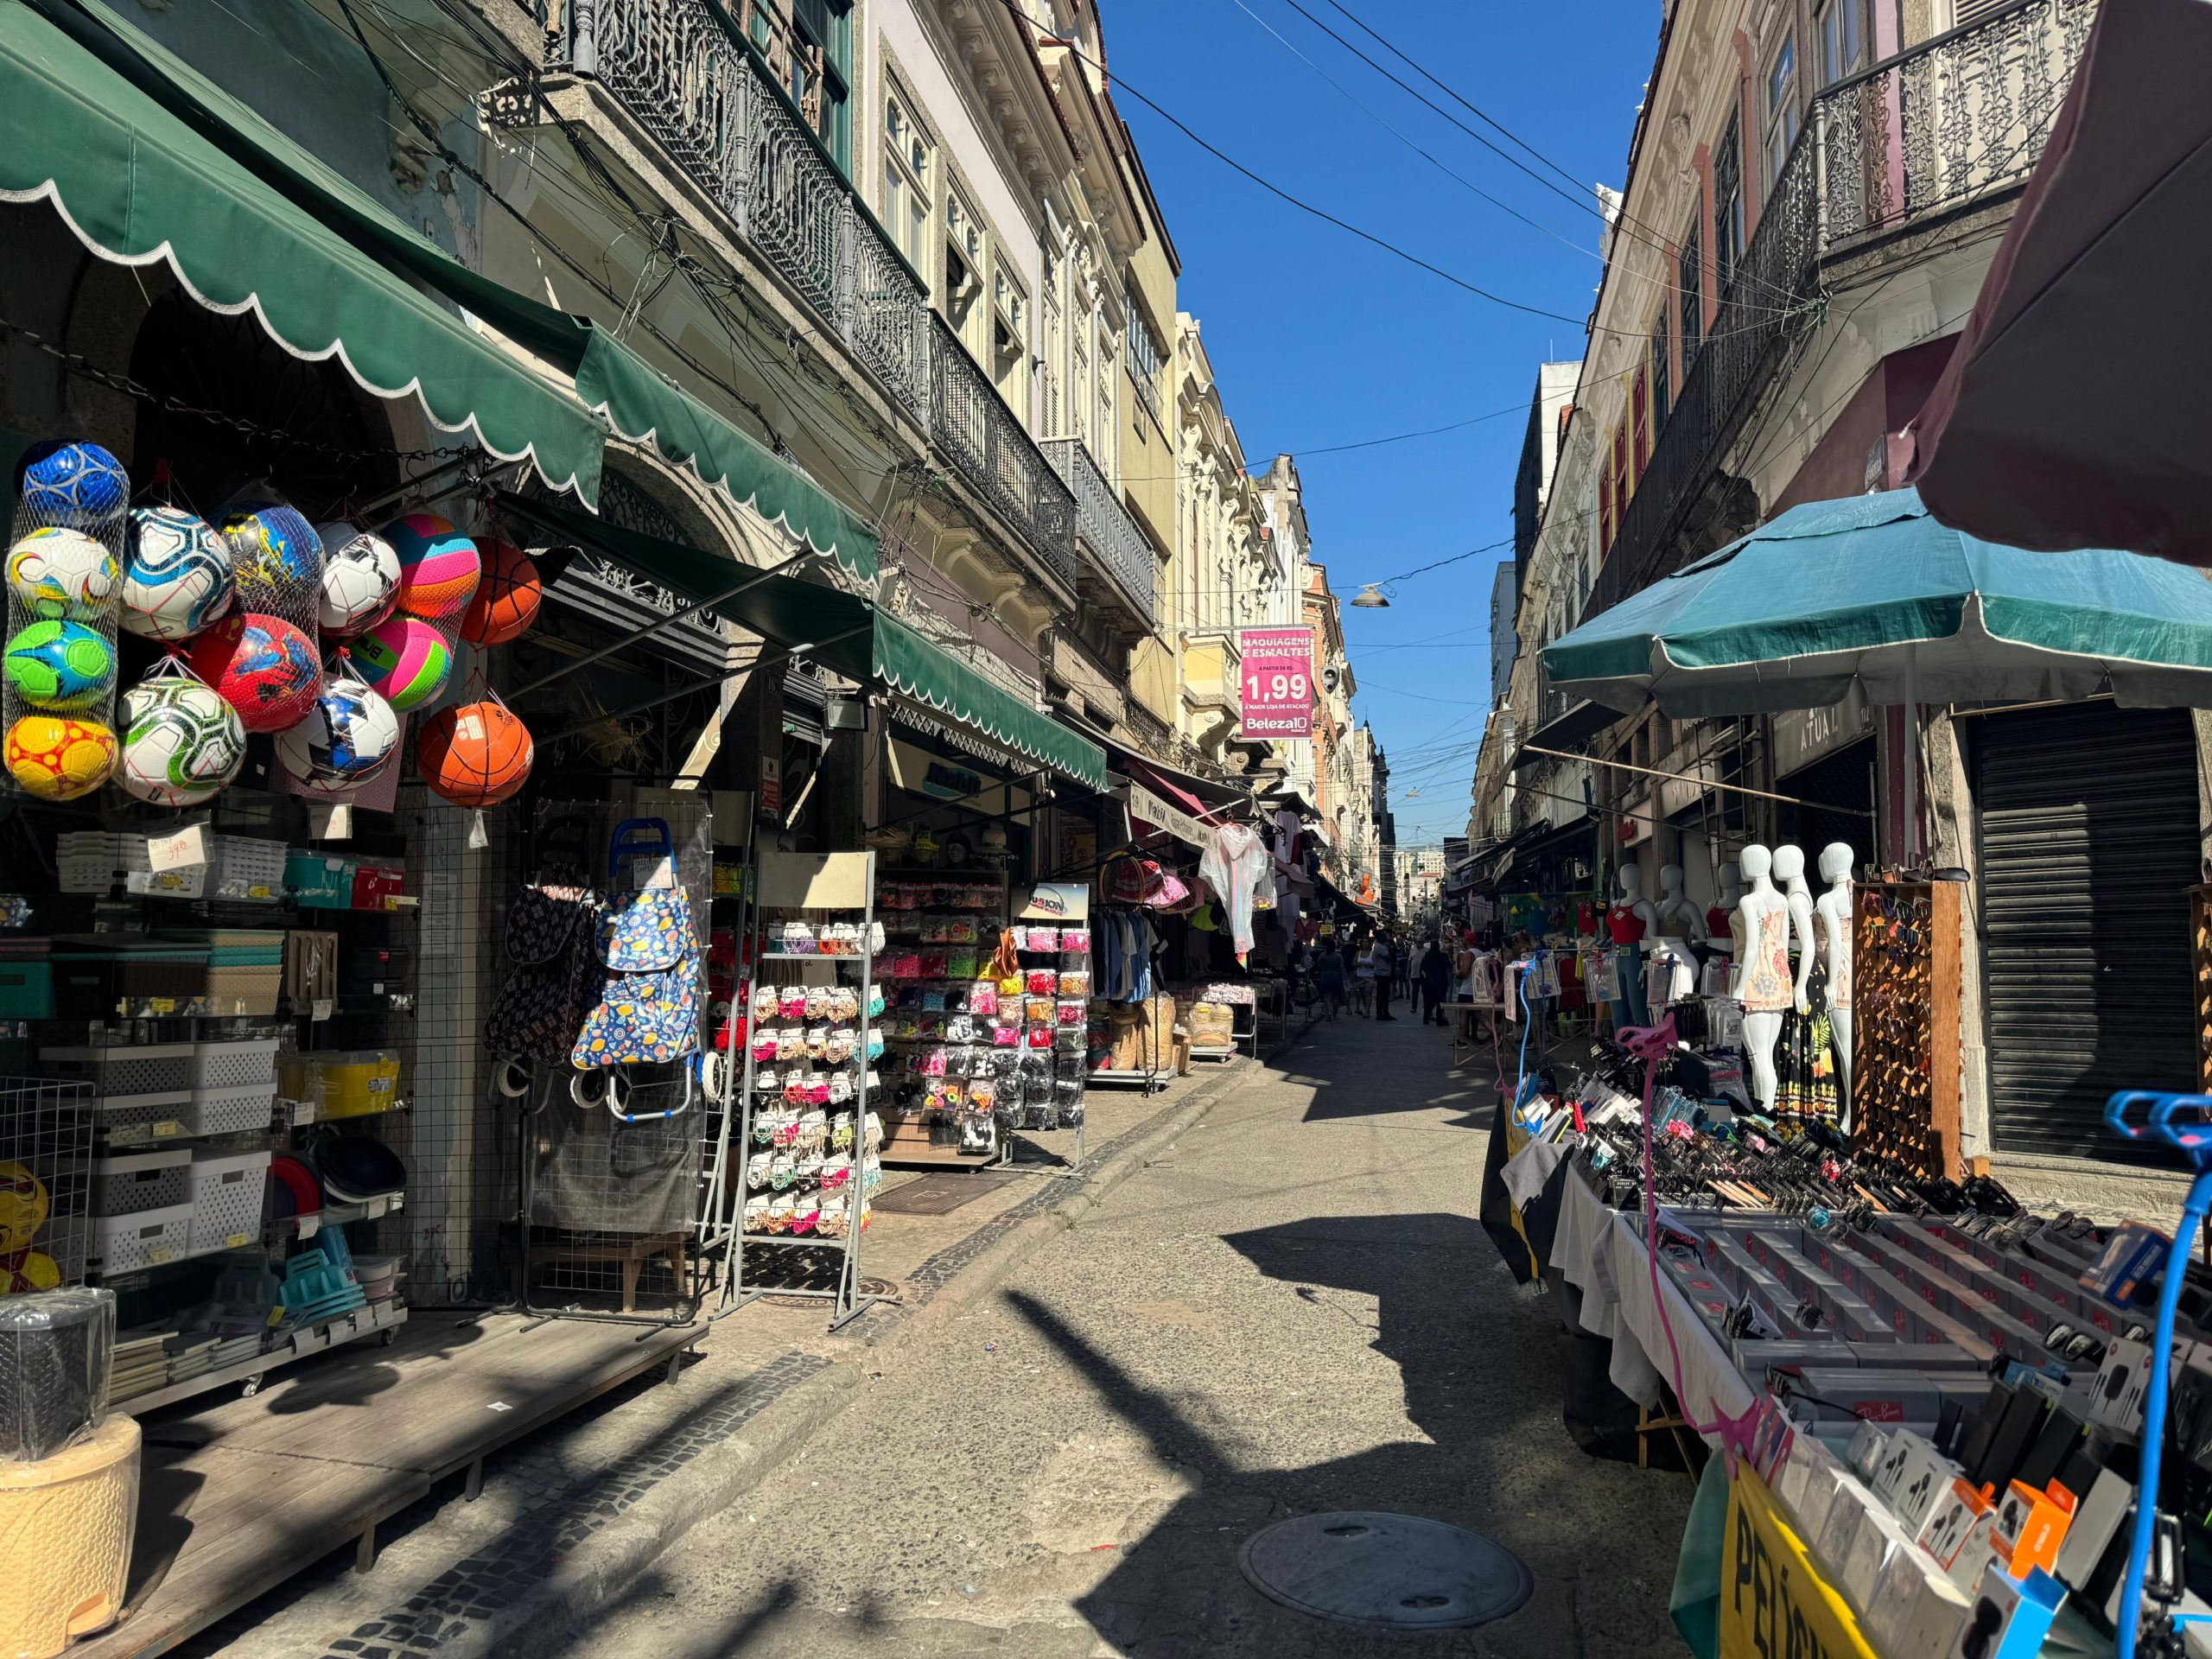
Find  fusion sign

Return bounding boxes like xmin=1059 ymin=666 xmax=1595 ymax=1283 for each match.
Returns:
xmin=1237 ymin=626 xmax=1315 ymax=739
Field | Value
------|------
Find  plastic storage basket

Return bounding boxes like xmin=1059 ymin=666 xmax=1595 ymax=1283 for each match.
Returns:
xmin=187 ymin=1084 xmax=276 ymax=1138
xmin=92 ymin=1204 xmax=194 ymax=1273
xmin=186 ymin=1150 xmax=270 ymax=1254
xmin=280 ymin=1052 xmax=401 ymax=1120
xmin=42 ymin=1044 xmax=194 ymax=1098
xmin=88 ymin=1150 xmax=189 ymax=1217
xmin=193 ymin=1039 xmax=280 ymax=1090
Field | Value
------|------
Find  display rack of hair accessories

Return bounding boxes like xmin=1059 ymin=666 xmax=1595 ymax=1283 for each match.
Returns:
xmin=874 ymin=868 xmax=1016 ymax=1169
xmin=726 ymin=849 xmax=893 ymax=1332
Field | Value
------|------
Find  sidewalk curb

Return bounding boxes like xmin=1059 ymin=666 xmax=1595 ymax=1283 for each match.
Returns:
xmin=454 ymin=1041 xmax=1299 ymax=1658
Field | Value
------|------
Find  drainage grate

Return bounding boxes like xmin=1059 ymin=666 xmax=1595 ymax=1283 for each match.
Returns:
xmin=1237 ymin=1511 xmax=1533 ymax=1631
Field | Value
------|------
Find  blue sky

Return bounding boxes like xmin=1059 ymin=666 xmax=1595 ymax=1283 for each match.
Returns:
xmin=1106 ymin=0 xmax=1661 ymax=847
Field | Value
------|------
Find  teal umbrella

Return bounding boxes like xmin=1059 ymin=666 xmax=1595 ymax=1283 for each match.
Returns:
xmin=1542 ymin=489 xmax=2212 ymax=720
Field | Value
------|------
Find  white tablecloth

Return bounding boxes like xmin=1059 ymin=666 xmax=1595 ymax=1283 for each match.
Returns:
xmin=1548 ymin=1169 xmax=1758 ymax=1448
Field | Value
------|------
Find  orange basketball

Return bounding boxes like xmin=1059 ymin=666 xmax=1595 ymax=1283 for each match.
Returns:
xmin=458 ymin=538 xmax=542 ymax=647
xmin=417 ymin=699 xmax=533 ymax=808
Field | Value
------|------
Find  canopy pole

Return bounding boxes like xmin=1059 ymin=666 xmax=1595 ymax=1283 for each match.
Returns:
xmin=1904 ymin=646 xmax=1920 ymax=863
xmin=1516 ymin=742 xmax=1873 ymax=814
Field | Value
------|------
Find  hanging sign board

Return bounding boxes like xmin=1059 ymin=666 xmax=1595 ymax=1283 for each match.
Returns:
xmin=887 ymin=738 xmax=1027 ymax=817
xmin=1236 ymin=626 xmax=1315 ymax=739
xmin=1019 ymin=881 xmax=1090 ymax=922
xmin=1127 ymin=780 xmax=1212 ymax=851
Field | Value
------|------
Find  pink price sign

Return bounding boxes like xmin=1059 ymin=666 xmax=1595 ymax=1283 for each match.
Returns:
xmin=1236 ymin=626 xmax=1315 ymax=739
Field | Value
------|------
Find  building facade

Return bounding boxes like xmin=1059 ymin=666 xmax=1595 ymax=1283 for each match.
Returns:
xmin=1480 ymin=0 xmax=2206 ymax=1214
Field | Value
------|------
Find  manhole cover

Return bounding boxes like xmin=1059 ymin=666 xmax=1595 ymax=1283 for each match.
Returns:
xmin=1237 ymin=1511 xmax=1532 ymax=1631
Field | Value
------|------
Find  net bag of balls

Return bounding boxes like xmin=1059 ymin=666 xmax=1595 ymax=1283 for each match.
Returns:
xmin=195 ymin=483 xmax=326 ymax=735
xmin=116 ymin=656 xmax=246 ymax=810
xmin=5 ymin=441 xmax=128 ymax=799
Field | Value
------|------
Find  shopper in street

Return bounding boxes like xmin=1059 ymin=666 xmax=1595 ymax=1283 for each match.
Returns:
xmin=1391 ymin=937 xmax=1412 ymax=1003
xmin=1315 ymin=939 xmax=1346 ymax=1020
xmin=1371 ymin=934 xmax=1396 ymax=1021
xmin=1419 ymin=938 xmax=1452 ymax=1024
xmin=1352 ymin=937 xmax=1376 ymax=1015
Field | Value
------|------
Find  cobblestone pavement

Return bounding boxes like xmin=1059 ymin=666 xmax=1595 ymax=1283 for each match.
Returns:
xmin=182 ymin=1057 xmax=1243 ymax=1659
xmin=543 ymin=1011 xmax=1694 ymax=1659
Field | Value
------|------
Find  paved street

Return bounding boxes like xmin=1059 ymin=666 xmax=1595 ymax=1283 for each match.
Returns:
xmin=548 ymin=1009 xmax=1692 ymax=1659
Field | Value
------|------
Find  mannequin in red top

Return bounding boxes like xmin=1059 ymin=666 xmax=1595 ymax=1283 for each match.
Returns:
xmin=1607 ymin=867 xmax=1657 ymax=1026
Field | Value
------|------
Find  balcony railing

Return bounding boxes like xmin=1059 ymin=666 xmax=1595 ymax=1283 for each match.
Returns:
xmin=1586 ymin=0 xmax=2092 ymax=619
xmin=930 ymin=318 xmax=1078 ymax=587
xmin=553 ymin=0 xmax=933 ymax=423
xmin=1041 ymin=438 xmax=1157 ymax=624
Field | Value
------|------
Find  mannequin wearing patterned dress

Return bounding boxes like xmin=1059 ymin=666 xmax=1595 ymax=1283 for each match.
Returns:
xmin=1817 ymin=842 xmax=1856 ymax=1123
xmin=1732 ymin=845 xmax=1793 ymax=1113
xmin=1771 ymin=844 xmax=1835 ymax=1123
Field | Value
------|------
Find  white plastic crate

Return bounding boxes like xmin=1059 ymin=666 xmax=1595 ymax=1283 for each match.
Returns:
xmin=187 ymin=1148 xmax=270 ymax=1253
xmin=91 ymin=1147 xmax=191 ymax=1216
xmin=193 ymin=1038 xmax=281 ymax=1090
xmin=187 ymin=1084 xmax=277 ymax=1137
xmin=43 ymin=1043 xmax=196 ymax=1097
xmin=210 ymin=836 xmax=288 ymax=902
xmin=94 ymin=1201 xmax=194 ymax=1273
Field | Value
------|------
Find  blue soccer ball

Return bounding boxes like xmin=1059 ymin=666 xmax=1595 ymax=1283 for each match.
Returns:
xmin=122 ymin=507 xmax=235 ymax=642
xmin=18 ymin=442 xmax=129 ymax=528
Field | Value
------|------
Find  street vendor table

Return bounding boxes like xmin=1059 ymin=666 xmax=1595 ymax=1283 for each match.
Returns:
xmin=1548 ymin=1168 xmax=1758 ymax=1450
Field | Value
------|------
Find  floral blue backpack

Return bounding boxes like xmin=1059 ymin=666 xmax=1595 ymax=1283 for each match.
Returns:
xmin=570 ymin=820 xmax=701 ymax=1071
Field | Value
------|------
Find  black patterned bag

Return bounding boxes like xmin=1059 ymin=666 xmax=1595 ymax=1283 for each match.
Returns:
xmin=484 ymin=872 xmax=600 ymax=1064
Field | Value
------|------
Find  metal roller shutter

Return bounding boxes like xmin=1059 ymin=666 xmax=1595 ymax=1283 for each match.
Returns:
xmin=1975 ymin=704 xmax=2200 ymax=1162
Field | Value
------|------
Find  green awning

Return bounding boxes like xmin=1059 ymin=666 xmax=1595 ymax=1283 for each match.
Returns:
xmin=0 ymin=0 xmax=603 ymax=502
xmin=512 ymin=496 xmax=1107 ymax=791
xmin=38 ymin=0 xmax=878 ymax=582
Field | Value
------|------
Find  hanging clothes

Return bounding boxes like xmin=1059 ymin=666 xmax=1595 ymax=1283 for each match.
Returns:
xmin=1200 ymin=823 xmax=1268 ymax=962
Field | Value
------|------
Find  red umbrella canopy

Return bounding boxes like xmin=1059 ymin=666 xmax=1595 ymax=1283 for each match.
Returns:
xmin=1907 ymin=0 xmax=2212 ymax=567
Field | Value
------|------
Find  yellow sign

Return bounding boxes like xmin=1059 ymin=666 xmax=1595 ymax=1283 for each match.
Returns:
xmin=1721 ymin=1466 xmax=1878 ymax=1659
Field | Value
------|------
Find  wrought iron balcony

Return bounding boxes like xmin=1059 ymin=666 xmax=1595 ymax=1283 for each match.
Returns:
xmin=1040 ymin=438 xmax=1157 ymax=625
xmin=1586 ymin=0 xmax=2092 ymax=620
xmin=551 ymin=0 xmax=933 ymax=423
xmin=929 ymin=317 xmax=1078 ymax=588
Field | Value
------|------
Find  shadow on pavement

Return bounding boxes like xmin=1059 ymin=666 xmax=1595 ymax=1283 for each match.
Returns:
xmin=1017 ymin=1209 xmax=1686 ymax=1658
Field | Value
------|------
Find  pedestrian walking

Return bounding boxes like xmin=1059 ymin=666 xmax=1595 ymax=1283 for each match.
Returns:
xmin=1391 ymin=938 xmax=1412 ymax=1002
xmin=1352 ymin=938 xmax=1376 ymax=1016
xmin=1315 ymin=939 xmax=1346 ymax=1020
xmin=1419 ymin=938 xmax=1451 ymax=1024
xmin=1370 ymin=934 xmax=1396 ymax=1021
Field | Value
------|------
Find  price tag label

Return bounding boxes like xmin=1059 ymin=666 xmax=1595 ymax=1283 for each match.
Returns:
xmin=224 ymin=1231 xmax=251 ymax=1249
xmin=151 ymin=1120 xmax=183 ymax=1139
xmin=148 ymin=1244 xmax=172 ymax=1267
xmin=266 ymin=1305 xmax=287 ymax=1328
xmin=149 ymin=997 xmax=175 ymax=1015
xmin=296 ymin=1214 xmax=320 ymax=1239
xmin=643 ymin=855 xmax=677 ymax=890
xmin=311 ymin=998 xmax=333 ymax=1023
xmin=247 ymin=884 xmax=272 ymax=900
xmin=146 ymin=823 xmax=209 ymax=872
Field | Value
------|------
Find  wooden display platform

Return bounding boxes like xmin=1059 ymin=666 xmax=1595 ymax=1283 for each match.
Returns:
xmin=77 ymin=1309 xmax=702 ymax=1659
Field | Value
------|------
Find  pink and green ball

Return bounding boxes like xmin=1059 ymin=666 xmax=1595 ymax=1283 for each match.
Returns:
xmin=354 ymin=616 xmax=452 ymax=712
xmin=380 ymin=513 xmax=480 ymax=620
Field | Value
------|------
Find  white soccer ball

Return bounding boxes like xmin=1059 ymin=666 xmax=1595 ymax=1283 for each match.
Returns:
xmin=121 ymin=506 xmax=235 ymax=641
xmin=6 ymin=526 xmax=118 ymax=621
xmin=275 ymin=675 xmax=401 ymax=796
xmin=314 ymin=522 xmax=400 ymax=638
xmin=118 ymin=676 xmax=246 ymax=807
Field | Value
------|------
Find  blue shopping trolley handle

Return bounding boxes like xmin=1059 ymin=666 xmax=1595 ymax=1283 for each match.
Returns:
xmin=607 ymin=817 xmax=674 ymax=878
xmin=2106 ymin=1090 xmax=2212 ymax=1160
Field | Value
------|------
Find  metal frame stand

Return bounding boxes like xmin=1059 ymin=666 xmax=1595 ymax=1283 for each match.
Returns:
xmin=722 ymin=849 xmax=897 ymax=1332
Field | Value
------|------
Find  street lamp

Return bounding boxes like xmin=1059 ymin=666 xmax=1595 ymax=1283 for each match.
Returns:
xmin=1351 ymin=585 xmax=1389 ymax=607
